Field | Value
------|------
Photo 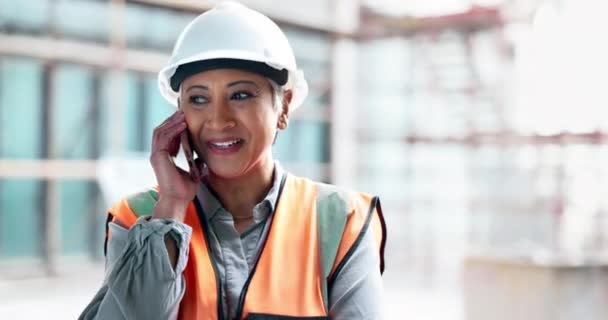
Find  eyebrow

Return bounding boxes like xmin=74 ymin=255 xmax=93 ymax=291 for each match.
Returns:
xmin=186 ymin=85 xmax=209 ymax=92
xmin=228 ymin=80 xmax=259 ymax=88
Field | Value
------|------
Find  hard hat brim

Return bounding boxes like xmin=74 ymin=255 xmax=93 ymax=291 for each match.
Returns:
xmin=158 ymin=51 xmax=308 ymax=112
xmin=170 ymin=58 xmax=289 ymax=92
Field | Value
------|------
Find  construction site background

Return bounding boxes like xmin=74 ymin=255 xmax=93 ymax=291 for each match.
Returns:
xmin=1 ymin=0 xmax=608 ymax=319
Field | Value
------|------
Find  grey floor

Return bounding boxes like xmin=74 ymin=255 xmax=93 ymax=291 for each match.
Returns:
xmin=0 ymin=261 xmax=463 ymax=320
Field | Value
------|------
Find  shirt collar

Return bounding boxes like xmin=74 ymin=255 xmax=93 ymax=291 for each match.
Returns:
xmin=196 ymin=161 xmax=285 ymax=222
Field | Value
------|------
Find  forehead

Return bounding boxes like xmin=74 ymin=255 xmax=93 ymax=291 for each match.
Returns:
xmin=181 ymin=68 xmax=268 ymax=88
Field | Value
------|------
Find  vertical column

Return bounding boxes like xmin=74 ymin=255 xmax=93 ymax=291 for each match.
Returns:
xmin=329 ymin=0 xmax=359 ymax=187
xmin=136 ymin=73 xmax=147 ymax=152
xmin=109 ymin=0 xmax=127 ymax=155
xmin=41 ymin=62 xmax=59 ymax=275
xmin=88 ymin=70 xmax=102 ymax=259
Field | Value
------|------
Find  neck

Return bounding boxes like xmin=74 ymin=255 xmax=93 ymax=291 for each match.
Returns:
xmin=206 ymin=156 xmax=275 ymax=219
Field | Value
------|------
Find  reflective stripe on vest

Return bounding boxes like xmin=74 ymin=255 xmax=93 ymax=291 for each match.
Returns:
xmin=105 ymin=174 xmax=386 ymax=319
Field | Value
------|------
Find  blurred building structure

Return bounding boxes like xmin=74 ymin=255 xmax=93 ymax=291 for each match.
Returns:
xmin=0 ymin=0 xmax=338 ymax=270
xmin=1 ymin=0 xmax=608 ymax=319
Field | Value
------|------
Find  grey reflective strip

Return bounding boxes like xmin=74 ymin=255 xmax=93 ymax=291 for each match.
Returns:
xmin=126 ymin=189 xmax=159 ymax=217
xmin=316 ymin=183 xmax=349 ymax=312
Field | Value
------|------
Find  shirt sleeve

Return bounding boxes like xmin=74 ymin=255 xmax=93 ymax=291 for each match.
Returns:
xmin=328 ymin=227 xmax=385 ymax=320
xmin=79 ymin=216 xmax=192 ymax=320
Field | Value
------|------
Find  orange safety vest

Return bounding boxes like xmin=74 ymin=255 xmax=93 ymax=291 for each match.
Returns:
xmin=105 ymin=174 xmax=386 ymax=319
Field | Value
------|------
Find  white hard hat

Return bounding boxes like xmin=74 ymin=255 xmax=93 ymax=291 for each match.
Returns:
xmin=158 ymin=1 xmax=308 ymax=112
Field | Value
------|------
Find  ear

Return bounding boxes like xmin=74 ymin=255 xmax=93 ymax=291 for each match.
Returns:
xmin=277 ymin=90 xmax=293 ymax=130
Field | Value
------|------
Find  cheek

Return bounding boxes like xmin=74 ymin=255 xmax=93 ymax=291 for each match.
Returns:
xmin=183 ymin=112 xmax=205 ymax=139
xmin=253 ymin=110 xmax=279 ymax=139
xmin=184 ymin=113 xmax=201 ymax=129
xmin=236 ymin=102 xmax=269 ymax=123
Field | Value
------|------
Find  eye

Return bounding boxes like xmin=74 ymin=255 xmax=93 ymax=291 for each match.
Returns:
xmin=189 ymin=95 xmax=208 ymax=105
xmin=231 ymin=91 xmax=254 ymax=101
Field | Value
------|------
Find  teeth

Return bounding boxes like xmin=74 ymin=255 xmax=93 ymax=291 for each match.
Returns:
xmin=212 ymin=140 xmax=240 ymax=148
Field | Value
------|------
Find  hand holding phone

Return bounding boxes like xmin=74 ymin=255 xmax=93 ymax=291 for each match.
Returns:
xmin=149 ymin=111 xmax=199 ymax=220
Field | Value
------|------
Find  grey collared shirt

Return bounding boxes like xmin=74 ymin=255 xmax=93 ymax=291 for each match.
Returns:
xmin=80 ymin=162 xmax=384 ymax=320
xmin=197 ymin=163 xmax=284 ymax=319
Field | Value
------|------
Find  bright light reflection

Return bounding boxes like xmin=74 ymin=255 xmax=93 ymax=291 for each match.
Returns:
xmin=513 ymin=0 xmax=608 ymax=134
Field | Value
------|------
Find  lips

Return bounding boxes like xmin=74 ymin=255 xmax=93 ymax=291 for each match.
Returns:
xmin=209 ymin=139 xmax=242 ymax=148
xmin=206 ymin=138 xmax=244 ymax=155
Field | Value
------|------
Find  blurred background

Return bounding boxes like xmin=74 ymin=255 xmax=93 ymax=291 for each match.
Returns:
xmin=1 ymin=0 xmax=608 ymax=319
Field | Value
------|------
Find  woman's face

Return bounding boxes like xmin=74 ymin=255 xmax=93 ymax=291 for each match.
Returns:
xmin=179 ymin=68 xmax=290 ymax=179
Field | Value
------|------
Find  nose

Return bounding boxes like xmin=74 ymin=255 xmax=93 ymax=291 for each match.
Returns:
xmin=206 ymin=100 xmax=236 ymax=130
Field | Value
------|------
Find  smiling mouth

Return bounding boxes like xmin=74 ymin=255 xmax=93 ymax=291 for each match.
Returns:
xmin=209 ymin=139 xmax=243 ymax=148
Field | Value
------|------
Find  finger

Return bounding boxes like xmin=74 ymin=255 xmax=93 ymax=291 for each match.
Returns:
xmin=153 ymin=112 xmax=185 ymax=140
xmin=156 ymin=111 xmax=184 ymax=130
xmin=180 ymin=131 xmax=194 ymax=170
xmin=152 ymin=113 xmax=185 ymax=143
xmin=181 ymin=131 xmax=193 ymax=161
xmin=153 ymin=120 xmax=187 ymax=154
xmin=167 ymin=131 xmax=181 ymax=157
xmin=152 ymin=127 xmax=185 ymax=158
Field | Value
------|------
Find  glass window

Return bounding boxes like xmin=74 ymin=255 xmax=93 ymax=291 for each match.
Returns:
xmin=0 ymin=179 xmax=42 ymax=257
xmin=59 ymin=180 xmax=93 ymax=254
xmin=284 ymin=28 xmax=331 ymax=111
xmin=0 ymin=57 xmax=44 ymax=258
xmin=54 ymin=0 xmax=110 ymax=43
xmin=294 ymin=120 xmax=329 ymax=163
xmin=0 ymin=57 xmax=44 ymax=158
xmin=143 ymin=75 xmax=173 ymax=152
xmin=125 ymin=4 xmax=194 ymax=51
xmin=284 ymin=28 xmax=331 ymax=63
xmin=53 ymin=64 xmax=96 ymax=159
xmin=273 ymin=126 xmax=295 ymax=163
xmin=99 ymin=71 xmax=144 ymax=153
xmin=123 ymin=72 xmax=142 ymax=152
xmin=274 ymin=120 xmax=329 ymax=163
xmin=0 ymin=0 xmax=50 ymax=34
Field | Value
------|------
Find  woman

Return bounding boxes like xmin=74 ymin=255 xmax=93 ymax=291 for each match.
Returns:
xmin=80 ymin=2 xmax=386 ymax=319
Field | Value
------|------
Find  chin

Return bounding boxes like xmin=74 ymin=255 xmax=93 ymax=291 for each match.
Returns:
xmin=205 ymin=160 xmax=247 ymax=180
